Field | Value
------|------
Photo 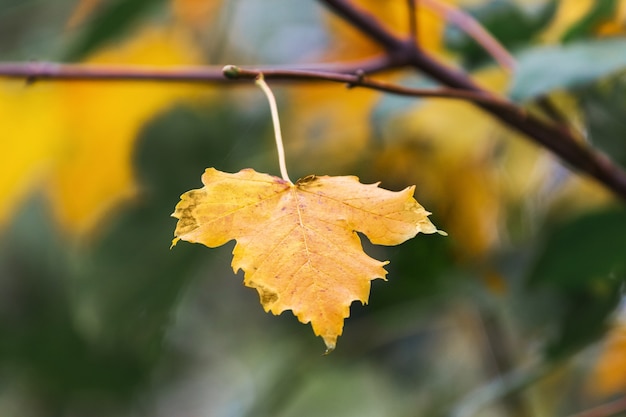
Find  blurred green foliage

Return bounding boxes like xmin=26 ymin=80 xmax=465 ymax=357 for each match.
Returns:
xmin=562 ymin=0 xmax=619 ymax=42
xmin=445 ymin=0 xmax=558 ymax=69
xmin=65 ymin=0 xmax=167 ymax=61
xmin=0 ymin=102 xmax=272 ymax=413
xmin=527 ymin=208 xmax=626 ymax=358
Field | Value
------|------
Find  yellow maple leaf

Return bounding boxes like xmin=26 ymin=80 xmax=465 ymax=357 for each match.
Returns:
xmin=172 ymin=168 xmax=442 ymax=351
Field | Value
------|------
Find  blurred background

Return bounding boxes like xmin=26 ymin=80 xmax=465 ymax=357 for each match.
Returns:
xmin=1 ymin=0 xmax=626 ymax=416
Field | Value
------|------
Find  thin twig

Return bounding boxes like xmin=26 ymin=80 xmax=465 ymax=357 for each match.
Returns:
xmin=223 ymin=65 xmax=518 ymax=110
xmin=0 ymin=56 xmax=399 ymax=84
xmin=0 ymin=62 xmax=226 ymax=83
xmin=0 ymin=59 xmax=518 ymax=119
xmin=566 ymin=395 xmax=626 ymax=417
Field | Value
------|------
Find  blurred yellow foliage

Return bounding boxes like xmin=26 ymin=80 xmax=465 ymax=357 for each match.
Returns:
xmin=542 ymin=0 xmax=626 ymax=41
xmin=286 ymin=84 xmax=381 ymax=174
xmin=0 ymin=85 xmax=66 ymax=226
xmin=373 ymin=65 xmax=618 ymax=259
xmin=372 ymin=68 xmax=544 ymax=260
xmin=374 ymin=103 xmax=502 ymax=258
xmin=597 ymin=0 xmax=626 ymax=36
xmin=323 ymin=0 xmax=489 ymax=59
xmin=0 ymin=27 xmax=201 ymax=235
xmin=171 ymin=0 xmax=223 ymax=29
xmin=589 ymin=323 xmax=626 ymax=396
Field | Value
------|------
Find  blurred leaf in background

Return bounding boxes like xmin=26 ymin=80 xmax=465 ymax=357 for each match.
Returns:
xmin=445 ymin=0 xmax=558 ymax=69
xmin=526 ymin=208 xmax=626 ymax=359
xmin=0 ymin=24 xmax=203 ymax=234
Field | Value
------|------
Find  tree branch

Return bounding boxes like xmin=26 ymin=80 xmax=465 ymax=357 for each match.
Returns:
xmin=0 ymin=60 xmax=518 ymax=108
xmin=0 ymin=62 xmax=225 ymax=83
xmin=2 ymin=0 xmax=626 ymax=201
xmin=223 ymin=65 xmax=518 ymax=109
xmin=318 ymin=0 xmax=626 ymax=201
xmin=0 ymin=56 xmax=397 ymax=84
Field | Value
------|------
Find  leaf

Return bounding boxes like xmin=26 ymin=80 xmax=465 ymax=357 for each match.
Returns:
xmin=510 ymin=38 xmax=626 ymax=101
xmin=171 ymin=168 xmax=442 ymax=351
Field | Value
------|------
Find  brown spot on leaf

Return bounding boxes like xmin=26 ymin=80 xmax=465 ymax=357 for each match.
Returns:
xmin=257 ymin=286 xmax=278 ymax=305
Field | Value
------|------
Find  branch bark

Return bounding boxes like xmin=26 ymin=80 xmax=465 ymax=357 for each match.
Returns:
xmin=0 ymin=56 xmax=396 ymax=83
xmin=223 ymin=65 xmax=517 ymax=109
xmin=0 ymin=60 xmax=517 ymax=107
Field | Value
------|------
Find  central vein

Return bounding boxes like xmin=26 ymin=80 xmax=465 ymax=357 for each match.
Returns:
xmin=293 ymin=187 xmax=312 ymax=264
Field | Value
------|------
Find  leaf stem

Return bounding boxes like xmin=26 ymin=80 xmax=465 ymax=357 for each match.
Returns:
xmin=255 ymin=74 xmax=292 ymax=183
